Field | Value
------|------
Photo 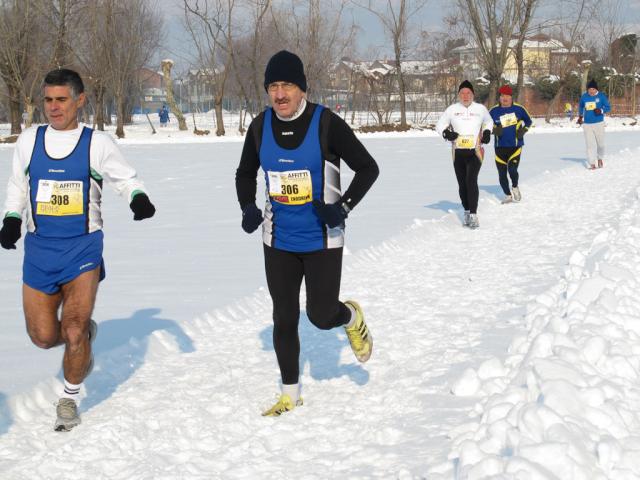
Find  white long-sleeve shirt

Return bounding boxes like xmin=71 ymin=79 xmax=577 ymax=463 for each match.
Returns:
xmin=3 ymin=124 xmax=148 ymax=233
xmin=435 ymin=102 xmax=494 ymax=149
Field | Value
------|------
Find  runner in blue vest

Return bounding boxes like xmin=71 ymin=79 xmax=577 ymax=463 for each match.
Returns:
xmin=489 ymin=85 xmax=532 ymax=203
xmin=0 ymin=69 xmax=156 ymax=431
xmin=235 ymin=51 xmax=379 ymax=416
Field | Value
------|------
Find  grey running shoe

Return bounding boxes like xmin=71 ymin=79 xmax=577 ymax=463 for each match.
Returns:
xmin=512 ymin=187 xmax=521 ymax=202
xmin=54 ymin=398 xmax=80 ymax=432
xmin=501 ymin=195 xmax=513 ymax=204
xmin=468 ymin=214 xmax=480 ymax=229
xmin=463 ymin=210 xmax=471 ymax=226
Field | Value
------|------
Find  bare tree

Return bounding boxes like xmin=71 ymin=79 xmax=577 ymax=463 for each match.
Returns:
xmin=183 ymin=0 xmax=235 ymax=136
xmin=451 ymin=0 xmax=519 ymax=105
xmin=161 ymin=59 xmax=188 ymax=130
xmin=543 ymin=0 xmax=593 ymax=122
xmin=512 ymin=0 xmax=539 ymax=102
xmin=351 ymin=0 xmax=427 ymax=126
xmin=0 ymin=1 xmax=42 ymax=132
xmin=99 ymin=0 xmax=162 ymax=138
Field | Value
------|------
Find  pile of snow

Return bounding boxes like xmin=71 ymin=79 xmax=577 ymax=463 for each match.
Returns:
xmin=432 ymin=188 xmax=640 ymax=479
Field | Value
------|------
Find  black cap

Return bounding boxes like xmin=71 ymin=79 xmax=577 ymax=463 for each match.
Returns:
xmin=458 ymin=80 xmax=474 ymax=94
xmin=587 ymin=79 xmax=598 ymax=90
xmin=264 ymin=50 xmax=307 ymax=92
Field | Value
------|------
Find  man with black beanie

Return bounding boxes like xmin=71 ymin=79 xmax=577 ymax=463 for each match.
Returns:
xmin=235 ymin=50 xmax=379 ymax=416
xmin=435 ymin=80 xmax=493 ymax=228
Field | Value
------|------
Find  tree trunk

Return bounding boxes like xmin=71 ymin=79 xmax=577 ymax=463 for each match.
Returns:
xmin=115 ymin=94 xmax=125 ymax=138
xmin=214 ymin=95 xmax=225 ymax=136
xmin=8 ymin=84 xmax=22 ymax=135
xmin=394 ymin=42 xmax=407 ymax=127
xmin=515 ymin=45 xmax=525 ymax=103
xmin=24 ymin=98 xmax=35 ymax=128
xmin=161 ymin=60 xmax=188 ymax=131
xmin=95 ymin=86 xmax=105 ymax=131
xmin=545 ymin=84 xmax=564 ymax=123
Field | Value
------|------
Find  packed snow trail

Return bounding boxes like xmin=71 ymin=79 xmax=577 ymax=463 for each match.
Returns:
xmin=2 ymin=147 xmax=640 ymax=478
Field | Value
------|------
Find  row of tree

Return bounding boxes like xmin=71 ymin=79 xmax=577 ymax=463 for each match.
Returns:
xmin=0 ymin=0 xmax=161 ymax=136
xmin=0 ymin=0 xmax=637 ymax=137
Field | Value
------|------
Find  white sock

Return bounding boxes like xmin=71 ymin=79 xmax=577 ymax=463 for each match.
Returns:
xmin=282 ymin=383 xmax=300 ymax=403
xmin=345 ymin=303 xmax=357 ymax=328
xmin=61 ymin=379 xmax=82 ymax=401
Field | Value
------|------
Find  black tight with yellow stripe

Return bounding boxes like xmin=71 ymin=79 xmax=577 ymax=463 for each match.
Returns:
xmin=495 ymin=147 xmax=522 ymax=196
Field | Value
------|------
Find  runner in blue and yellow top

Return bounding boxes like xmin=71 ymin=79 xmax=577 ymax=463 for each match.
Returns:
xmin=489 ymin=85 xmax=532 ymax=204
xmin=0 ymin=69 xmax=156 ymax=431
xmin=235 ymin=51 xmax=379 ymax=417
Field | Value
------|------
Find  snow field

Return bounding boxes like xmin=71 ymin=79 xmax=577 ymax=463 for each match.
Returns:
xmin=432 ymin=152 xmax=640 ymax=479
xmin=1 ymin=134 xmax=640 ymax=478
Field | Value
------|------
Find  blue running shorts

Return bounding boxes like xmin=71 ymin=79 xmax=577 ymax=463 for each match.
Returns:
xmin=23 ymin=230 xmax=106 ymax=294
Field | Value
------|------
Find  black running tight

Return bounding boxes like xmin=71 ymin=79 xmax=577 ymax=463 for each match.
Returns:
xmin=453 ymin=149 xmax=483 ymax=214
xmin=263 ymin=244 xmax=351 ymax=385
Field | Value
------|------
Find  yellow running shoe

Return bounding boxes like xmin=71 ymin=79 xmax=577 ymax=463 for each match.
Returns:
xmin=344 ymin=300 xmax=373 ymax=363
xmin=261 ymin=394 xmax=303 ymax=417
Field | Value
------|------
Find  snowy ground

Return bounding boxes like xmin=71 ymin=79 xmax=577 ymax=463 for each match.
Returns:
xmin=1 ymin=119 xmax=640 ymax=478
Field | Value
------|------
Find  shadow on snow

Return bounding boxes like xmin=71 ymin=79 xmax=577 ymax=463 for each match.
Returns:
xmin=260 ymin=312 xmax=370 ymax=387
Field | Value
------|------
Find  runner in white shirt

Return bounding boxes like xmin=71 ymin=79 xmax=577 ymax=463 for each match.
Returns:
xmin=436 ymin=80 xmax=493 ymax=229
xmin=0 ymin=69 xmax=156 ymax=432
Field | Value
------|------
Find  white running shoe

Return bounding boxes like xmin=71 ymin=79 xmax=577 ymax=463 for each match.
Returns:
xmin=54 ymin=398 xmax=81 ymax=432
xmin=468 ymin=214 xmax=479 ymax=229
xmin=501 ymin=195 xmax=513 ymax=204
xmin=512 ymin=187 xmax=521 ymax=202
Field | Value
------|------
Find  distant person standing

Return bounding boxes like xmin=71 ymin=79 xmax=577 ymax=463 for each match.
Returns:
xmin=158 ymin=104 xmax=170 ymax=127
xmin=564 ymin=102 xmax=573 ymax=121
xmin=436 ymin=80 xmax=493 ymax=229
xmin=578 ymin=79 xmax=610 ymax=169
xmin=489 ymin=85 xmax=532 ymax=204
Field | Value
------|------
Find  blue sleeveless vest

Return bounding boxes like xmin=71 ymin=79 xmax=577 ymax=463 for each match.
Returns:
xmin=28 ymin=126 xmax=93 ymax=238
xmin=260 ymin=105 xmax=325 ymax=252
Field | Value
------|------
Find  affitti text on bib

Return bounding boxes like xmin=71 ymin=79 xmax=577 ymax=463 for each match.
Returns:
xmin=36 ymin=180 xmax=84 ymax=216
xmin=268 ymin=170 xmax=312 ymax=205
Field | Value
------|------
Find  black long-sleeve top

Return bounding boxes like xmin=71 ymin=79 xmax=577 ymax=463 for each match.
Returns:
xmin=235 ymin=102 xmax=379 ymax=211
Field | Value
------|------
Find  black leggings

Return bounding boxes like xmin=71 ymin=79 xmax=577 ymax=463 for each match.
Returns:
xmin=263 ymin=244 xmax=351 ymax=385
xmin=495 ymin=147 xmax=521 ymax=195
xmin=453 ymin=149 xmax=483 ymax=214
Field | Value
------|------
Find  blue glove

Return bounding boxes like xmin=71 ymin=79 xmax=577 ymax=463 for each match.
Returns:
xmin=241 ymin=203 xmax=263 ymax=233
xmin=312 ymin=200 xmax=348 ymax=228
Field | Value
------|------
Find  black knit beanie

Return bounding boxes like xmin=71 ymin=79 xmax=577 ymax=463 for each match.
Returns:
xmin=458 ymin=80 xmax=474 ymax=94
xmin=587 ymin=79 xmax=598 ymax=90
xmin=264 ymin=50 xmax=307 ymax=92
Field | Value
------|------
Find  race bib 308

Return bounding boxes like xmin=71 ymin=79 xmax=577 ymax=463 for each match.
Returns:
xmin=36 ymin=180 xmax=84 ymax=216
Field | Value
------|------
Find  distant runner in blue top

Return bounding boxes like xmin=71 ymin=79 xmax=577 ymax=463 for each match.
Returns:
xmin=489 ymin=85 xmax=532 ymax=204
xmin=577 ymin=79 xmax=611 ymax=169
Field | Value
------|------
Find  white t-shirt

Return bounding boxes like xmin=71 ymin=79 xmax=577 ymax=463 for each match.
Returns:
xmin=435 ymin=102 xmax=494 ymax=149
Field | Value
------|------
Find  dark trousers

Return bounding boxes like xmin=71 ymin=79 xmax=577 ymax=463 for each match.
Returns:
xmin=453 ymin=149 xmax=483 ymax=214
xmin=495 ymin=147 xmax=521 ymax=196
xmin=263 ymin=244 xmax=351 ymax=385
